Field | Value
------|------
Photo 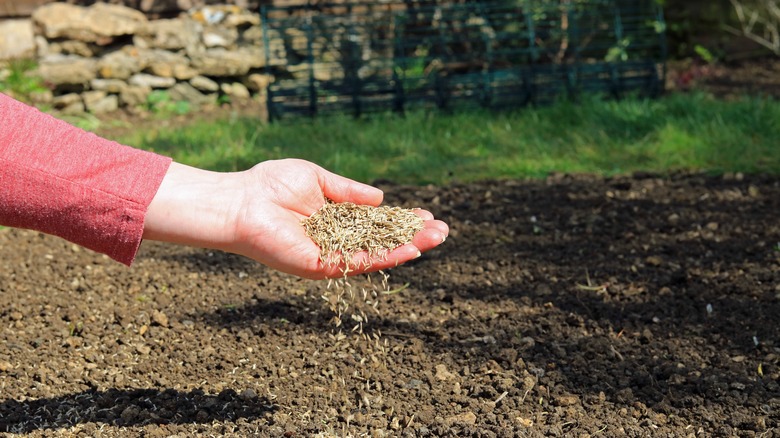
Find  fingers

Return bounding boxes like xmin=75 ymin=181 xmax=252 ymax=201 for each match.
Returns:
xmin=316 ymin=165 xmax=383 ymax=206
xmin=410 ymin=209 xmax=450 ymax=249
xmin=316 ymin=243 xmax=421 ymax=279
xmin=412 ymin=208 xmax=434 ymax=221
xmin=314 ymin=220 xmax=449 ymax=279
xmin=412 ymin=220 xmax=449 ymax=251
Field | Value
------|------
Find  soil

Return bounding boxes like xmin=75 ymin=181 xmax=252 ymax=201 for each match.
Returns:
xmin=666 ymin=57 xmax=780 ymax=99
xmin=1 ymin=172 xmax=779 ymax=437
xmin=2 ymin=58 xmax=780 ymax=437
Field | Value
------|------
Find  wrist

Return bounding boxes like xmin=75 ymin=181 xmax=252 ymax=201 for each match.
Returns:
xmin=143 ymin=162 xmax=241 ymax=251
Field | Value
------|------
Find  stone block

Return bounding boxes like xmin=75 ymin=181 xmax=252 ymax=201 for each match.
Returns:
xmin=129 ymin=73 xmax=176 ymax=88
xmin=245 ymin=73 xmax=273 ymax=92
xmin=220 ymin=82 xmax=250 ymax=99
xmin=85 ymin=94 xmax=119 ymax=114
xmin=190 ymin=47 xmax=264 ymax=76
xmin=169 ymin=82 xmax=215 ymax=106
xmin=37 ymin=55 xmax=97 ymax=86
xmin=90 ymin=79 xmax=128 ymax=93
xmin=135 ymin=17 xmax=202 ymax=52
xmin=98 ymin=49 xmax=144 ymax=80
xmin=33 ymin=3 xmax=148 ymax=43
xmin=120 ymin=84 xmax=152 ymax=107
xmin=189 ymin=75 xmax=220 ymax=92
xmin=0 ymin=19 xmax=36 ymax=61
xmin=141 ymin=49 xmax=197 ymax=80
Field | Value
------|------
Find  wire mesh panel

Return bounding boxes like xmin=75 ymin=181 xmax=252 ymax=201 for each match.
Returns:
xmin=261 ymin=0 xmax=666 ymax=119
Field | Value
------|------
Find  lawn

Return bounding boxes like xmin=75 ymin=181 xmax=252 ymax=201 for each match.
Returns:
xmin=116 ymin=92 xmax=780 ymax=184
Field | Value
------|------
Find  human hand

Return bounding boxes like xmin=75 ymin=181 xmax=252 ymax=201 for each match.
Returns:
xmin=143 ymin=159 xmax=448 ymax=279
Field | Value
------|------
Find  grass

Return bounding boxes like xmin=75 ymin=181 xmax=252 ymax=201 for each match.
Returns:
xmin=116 ymin=92 xmax=780 ymax=185
xmin=0 ymin=59 xmax=48 ymax=104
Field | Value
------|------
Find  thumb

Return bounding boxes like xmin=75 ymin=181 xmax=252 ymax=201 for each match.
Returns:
xmin=317 ymin=166 xmax=384 ymax=207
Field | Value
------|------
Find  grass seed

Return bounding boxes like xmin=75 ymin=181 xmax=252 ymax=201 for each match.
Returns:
xmin=302 ymin=200 xmax=424 ymax=273
xmin=303 ymin=200 xmax=423 ymax=334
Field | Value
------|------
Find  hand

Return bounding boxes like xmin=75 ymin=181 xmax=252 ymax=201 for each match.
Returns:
xmin=143 ymin=159 xmax=449 ymax=279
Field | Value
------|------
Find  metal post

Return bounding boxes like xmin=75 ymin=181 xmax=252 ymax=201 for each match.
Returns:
xmin=611 ymin=1 xmax=624 ymax=99
xmin=564 ymin=1 xmax=576 ymax=100
xmin=524 ymin=1 xmax=538 ymax=104
xmin=305 ymin=10 xmax=317 ymax=116
xmin=434 ymin=5 xmax=448 ymax=110
xmin=477 ymin=2 xmax=493 ymax=108
xmin=346 ymin=3 xmax=362 ymax=117
xmin=392 ymin=14 xmax=406 ymax=114
xmin=656 ymin=2 xmax=668 ymax=96
xmin=260 ymin=5 xmax=275 ymax=121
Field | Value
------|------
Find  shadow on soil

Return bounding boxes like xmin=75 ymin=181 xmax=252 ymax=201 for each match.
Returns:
xmin=0 ymin=387 xmax=275 ymax=433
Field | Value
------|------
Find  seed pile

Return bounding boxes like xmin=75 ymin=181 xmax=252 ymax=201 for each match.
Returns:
xmin=302 ymin=199 xmax=425 ymax=273
xmin=303 ymin=200 xmax=424 ymax=333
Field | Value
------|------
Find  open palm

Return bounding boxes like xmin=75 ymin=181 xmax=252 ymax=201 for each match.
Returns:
xmin=229 ymin=159 xmax=448 ymax=279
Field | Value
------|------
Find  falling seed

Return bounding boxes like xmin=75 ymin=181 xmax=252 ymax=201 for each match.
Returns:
xmin=753 ymin=336 xmax=759 ymax=347
xmin=303 ymin=200 xmax=423 ymax=332
xmin=706 ymin=303 xmax=713 ymax=315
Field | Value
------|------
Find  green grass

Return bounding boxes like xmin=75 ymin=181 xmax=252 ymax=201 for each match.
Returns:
xmin=117 ymin=92 xmax=780 ymax=185
xmin=0 ymin=59 xmax=48 ymax=104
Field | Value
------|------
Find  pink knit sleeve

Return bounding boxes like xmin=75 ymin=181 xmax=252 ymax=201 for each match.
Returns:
xmin=0 ymin=93 xmax=172 ymax=265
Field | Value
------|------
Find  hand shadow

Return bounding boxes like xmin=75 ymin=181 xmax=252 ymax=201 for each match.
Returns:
xmin=0 ymin=387 xmax=275 ymax=433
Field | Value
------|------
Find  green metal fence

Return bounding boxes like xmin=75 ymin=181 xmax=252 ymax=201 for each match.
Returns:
xmin=261 ymin=0 xmax=667 ymax=119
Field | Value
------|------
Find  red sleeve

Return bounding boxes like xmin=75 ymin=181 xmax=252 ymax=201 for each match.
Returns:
xmin=0 ymin=92 xmax=172 ymax=265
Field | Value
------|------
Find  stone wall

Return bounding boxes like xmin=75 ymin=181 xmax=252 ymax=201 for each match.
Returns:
xmin=0 ymin=2 xmax=286 ymax=114
xmin=1 ymin=1 xmax=266 ymax=19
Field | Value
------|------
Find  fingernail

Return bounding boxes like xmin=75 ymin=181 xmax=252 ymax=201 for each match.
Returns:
xmin=441 ymin=234 xmax=447 ymax=243
xmin=414 ymin=250 xmax=422 ymax=259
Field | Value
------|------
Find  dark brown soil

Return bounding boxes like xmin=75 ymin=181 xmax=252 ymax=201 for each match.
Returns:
xmin=666 ymin=57 xmax=780 ymax=99
xmin=1 ymin=172 xmax=779 ymax=437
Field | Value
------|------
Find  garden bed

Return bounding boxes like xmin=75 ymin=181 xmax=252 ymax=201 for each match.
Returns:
xmin=1 ymin=172 xmax=778 ymax=436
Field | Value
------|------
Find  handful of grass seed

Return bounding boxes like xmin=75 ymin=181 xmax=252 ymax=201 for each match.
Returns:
xmin=302 ymin=199 xmax=424 ymax=272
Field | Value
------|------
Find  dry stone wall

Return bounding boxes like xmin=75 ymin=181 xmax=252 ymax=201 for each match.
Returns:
xmin=1 ymin=2 xmax=288 ymax=114
xmin=1 ymin=1 xmax=268 ymax=19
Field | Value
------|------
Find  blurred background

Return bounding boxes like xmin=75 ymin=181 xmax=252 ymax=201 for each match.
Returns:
xmin=1 ymin=0 xmax=776 ymax=58
xmin=1 ymin=0 xmax=777 ymax=180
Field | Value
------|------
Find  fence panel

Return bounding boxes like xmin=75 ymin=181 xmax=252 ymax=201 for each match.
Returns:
xmin=262 ymin=0 xmax=667 ymax=119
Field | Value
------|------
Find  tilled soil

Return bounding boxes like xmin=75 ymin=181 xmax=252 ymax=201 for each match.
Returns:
xmin=1 ymin=172 xmax=778 ymax=437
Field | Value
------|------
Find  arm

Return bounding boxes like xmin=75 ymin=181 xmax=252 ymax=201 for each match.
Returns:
xmin=0 ymin=92 xmax=171 ymax=265
xmin=0 ymin=93 xmax=448 ymax=277
xmin=143 ymin=159 xmax=449 ymax=279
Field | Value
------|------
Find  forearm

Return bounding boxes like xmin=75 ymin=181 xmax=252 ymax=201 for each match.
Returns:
xmin=0 ymin=92 xmax=171 ymax=265
xmin=2 ymin=90 xmax=447 ymax=275
xmin=142 ymin=162 xmax=242 ymax=253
